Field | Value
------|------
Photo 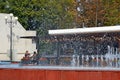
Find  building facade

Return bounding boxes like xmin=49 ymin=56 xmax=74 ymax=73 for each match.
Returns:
xmin=0 ymin=13 xmax=37 ymax=61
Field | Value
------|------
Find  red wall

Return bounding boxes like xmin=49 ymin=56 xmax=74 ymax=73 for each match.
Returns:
xmin=0 ymin=68 xmax=120 ymax=80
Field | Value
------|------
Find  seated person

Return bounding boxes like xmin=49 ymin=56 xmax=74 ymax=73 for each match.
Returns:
xmin=21 ymin=51 xmax=31 ymax=64
xmin=31 ymin=51 xmax=38 ymax=64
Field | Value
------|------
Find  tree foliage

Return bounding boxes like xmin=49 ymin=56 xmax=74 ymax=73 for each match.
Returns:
xmin=75 ymin=0 xmax=120 ymax=27
xmin=0 ymin=0 xmax=75 ymax=30
xmin=0 ymin=0 xmax=120 ymax=29
xmin=103 ymin=0 xmax=120 ymax=26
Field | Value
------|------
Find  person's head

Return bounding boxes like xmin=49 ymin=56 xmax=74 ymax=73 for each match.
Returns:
xmin=94 ymin=57 xmax=96 ymax=60
xmin=26 ymin=50 xmax=29 ymax=53
xmin=33 ymin=51 xmax=37 ymax=54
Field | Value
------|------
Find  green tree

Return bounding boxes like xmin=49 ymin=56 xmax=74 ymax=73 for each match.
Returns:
xmin=0 ymin=0 xmax=75 ymax=30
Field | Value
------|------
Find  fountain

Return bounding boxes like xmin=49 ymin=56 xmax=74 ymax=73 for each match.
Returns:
xmin=71 ymin=54 xmax=76 ymax=66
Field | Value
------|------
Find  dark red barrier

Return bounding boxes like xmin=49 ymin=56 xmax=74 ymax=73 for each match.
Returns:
xmin=0 ymin=68 xmax=120 ymax=80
